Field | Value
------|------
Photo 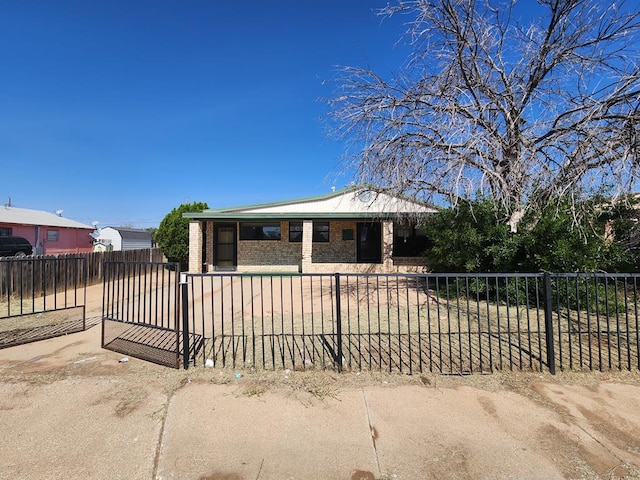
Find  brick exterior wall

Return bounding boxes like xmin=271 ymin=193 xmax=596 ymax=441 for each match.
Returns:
xmin=204 ymin=221 xmax=214 ymax=272
xmin=311 ymin=220 xmax=357 ymax=263
xmin=237 ymin=221 xmax=302 ymax=272
xmin=188 ymin=221 xmax=203 ymax=273
xmin=301 ymin=220 xmax=313 ymax=272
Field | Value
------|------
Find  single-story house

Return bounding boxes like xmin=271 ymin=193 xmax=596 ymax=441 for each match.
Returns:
xmin=94 ymin=227 xmax=153 ymax=251
xmin=184 ymin=186 xmax=438 ymax=273
xmin=0 ymin=204 xmax=94 ymax=255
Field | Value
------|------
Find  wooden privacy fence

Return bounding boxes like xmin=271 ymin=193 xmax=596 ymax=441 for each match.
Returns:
xmin=0 ymin=256 xmax=88 ymax=348
xmin=0 ymin=248 xmax=163 ymax=296
xmin=0 ymin=256 xmax=86 ymax=314
xmin=80 ymin=248 xmax=164 ymax=286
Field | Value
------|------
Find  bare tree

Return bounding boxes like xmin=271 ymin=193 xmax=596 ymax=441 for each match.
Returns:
xmin=328 ymin=0 xmax=640 ymax=232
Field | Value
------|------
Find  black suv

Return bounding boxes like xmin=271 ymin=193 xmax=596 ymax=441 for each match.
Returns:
xmin=0 ymin=236 xmax=33 ymax=257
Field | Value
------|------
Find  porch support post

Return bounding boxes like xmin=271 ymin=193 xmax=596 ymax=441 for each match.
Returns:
xmin=382 ymin=220 xmax=394 ymax=272
xmin=188 ymin=220 xmax=203 ymax=273
xmin=301 ymin=219 xmax=313 ymax=273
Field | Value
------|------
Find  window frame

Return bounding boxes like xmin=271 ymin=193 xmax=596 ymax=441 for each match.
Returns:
xmin=289 ymin=222 xmax=303 ymax=243
xmin=239 ymin=222 xmax=281 ymax=241
xmin=342 ymin=228 xmax=354 ymax=241
xmin=392 ymin=222 xmax=430 ymax=257
xmin=312 ymin=221 xmax=330 ymax=243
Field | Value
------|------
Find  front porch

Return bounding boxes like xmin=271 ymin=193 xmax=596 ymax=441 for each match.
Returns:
xmin=188 ymin=218 xmax=426 ymax=274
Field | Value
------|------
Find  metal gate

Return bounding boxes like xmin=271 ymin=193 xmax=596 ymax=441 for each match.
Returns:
xmin=101 ymin=261 xmax=186 ymax=368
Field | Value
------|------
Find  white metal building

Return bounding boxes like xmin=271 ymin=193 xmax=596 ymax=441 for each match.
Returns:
xmin=95 ymin=227 xmax=153 ymax=251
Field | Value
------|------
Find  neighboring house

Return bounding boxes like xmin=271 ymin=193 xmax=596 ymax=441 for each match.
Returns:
xmin=95 ymin=227 xmax=153 ymax=251
xmin=0 ymin=204 xmax=94 ymax=255
xmin=184 ymin=186 xmax=438 ymax=273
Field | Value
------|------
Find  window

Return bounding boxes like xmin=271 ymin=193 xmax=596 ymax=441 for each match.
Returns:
xmin=313 ymin=222 xmax=329 ymax=242
xmin=47 ymin=230 xmax=59 ymax=242
xmin=239 ymin=222 xmax=281 ymax=240
xmin=288 ymin=222 xmax=330 ymax=242
xmin=342 ymin=228 xmax=354 ymax=241
xmin=289 ymin=222 xmax=303 ymax=242
xmin=393 ymin=222 xmax=431 ymax=257
xmin=0 ymin=227 xmax=11 ymax=236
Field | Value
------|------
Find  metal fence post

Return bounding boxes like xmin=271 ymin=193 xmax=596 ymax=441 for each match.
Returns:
xmin=180 ymin=273 xmax=190 ymax=370
xmin=543 ymin=273 xmax=556 ymax=375
xmin=335 ymin=273 xmax=343 ymax=372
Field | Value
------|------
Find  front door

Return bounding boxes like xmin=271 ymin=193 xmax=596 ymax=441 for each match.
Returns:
xmin=357 ymin=222 xmax=382 ymax=263
xmin=214 ymin=223 xmax=237 ymax=270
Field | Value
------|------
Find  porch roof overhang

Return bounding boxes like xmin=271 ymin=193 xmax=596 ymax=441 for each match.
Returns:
xmin=183 ymin=212 xmax=430 ymax=221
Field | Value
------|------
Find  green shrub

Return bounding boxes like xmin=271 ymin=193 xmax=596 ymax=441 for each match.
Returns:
xmin=423 ymin=197 xmax=640 ymax=310
xmin=424 ymin=198 xmax=639 ymax=274
xmin=155 ymin=201 xmax=208 ymax=271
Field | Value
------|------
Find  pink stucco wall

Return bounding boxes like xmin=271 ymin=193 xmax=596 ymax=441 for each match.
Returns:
xmin=2 ymin=223 xmax=94 ymax=254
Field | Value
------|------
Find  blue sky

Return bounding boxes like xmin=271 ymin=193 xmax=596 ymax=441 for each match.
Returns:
xmin=0 ymin=0 xmax=409 ymax=228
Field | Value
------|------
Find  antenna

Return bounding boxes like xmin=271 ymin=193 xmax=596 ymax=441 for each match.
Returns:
xmin=55 ymin=209 xmax=64 ymax=216
xmin=90 ymin=221 xmax=100 ymax=240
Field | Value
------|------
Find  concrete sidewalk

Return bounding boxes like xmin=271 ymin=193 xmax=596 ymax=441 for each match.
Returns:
xmin=1 ymin=325 xmax=639 ymax=480
xmin=156 ymin=384 xmax=567 ymax=480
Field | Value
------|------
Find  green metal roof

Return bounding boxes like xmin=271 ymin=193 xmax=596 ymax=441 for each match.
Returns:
xmin=191 ymin=186 xmax=361 ymax=215
xmin=183 ymin=185 xmax=437 ymax=221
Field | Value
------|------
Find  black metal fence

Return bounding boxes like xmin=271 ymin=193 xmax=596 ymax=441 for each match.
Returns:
xmin=10 ymin=259 xmax=630 ymax=375
xmin=101 ymin=261 xmax=187 ymax=368
xmin=548 ymin=273 xmax=640 ymax=372
xmin=179 ymin=272 xmax=640 ymax=374
xmin=0 ymin=256 xmax=87 ymax=348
